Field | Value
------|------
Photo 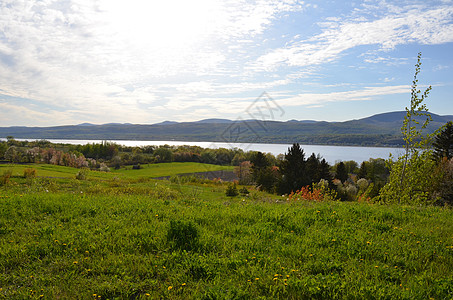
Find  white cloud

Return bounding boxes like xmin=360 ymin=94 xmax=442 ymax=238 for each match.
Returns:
xmin=362 ymin=54 xmax=409 ymax=66
xmin=277 ymin=85 xmax=410 ymax=107
xmin=255 ymin=5 xmax=453 ymax=70
xmin=0 ymin=1 xmax=452 ymax=126
xmin=0 ymin=0 xmax=303 ymax=115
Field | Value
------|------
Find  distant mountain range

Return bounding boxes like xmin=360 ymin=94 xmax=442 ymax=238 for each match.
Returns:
xmin=1 ymin=111 xmax=452 ymax=147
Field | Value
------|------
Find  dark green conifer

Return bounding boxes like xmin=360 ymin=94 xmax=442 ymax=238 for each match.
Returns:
xmin=433 ymin=121 xmax=453 ymax=161
xmin=335 ymin=161 xmax=348 ymax=183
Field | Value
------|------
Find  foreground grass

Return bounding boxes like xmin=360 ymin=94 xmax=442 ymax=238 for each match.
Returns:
xmin=0 ymin=165 xmax=452 ymax=299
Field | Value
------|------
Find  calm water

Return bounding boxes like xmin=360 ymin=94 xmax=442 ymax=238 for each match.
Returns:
xmin=2 ymin=138 xmax=405 ymax=164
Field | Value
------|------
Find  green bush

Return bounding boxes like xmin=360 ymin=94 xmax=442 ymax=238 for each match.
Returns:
xmin=239 ymin=186 xmax=249 ymax=195
xmin=23 ymin=168 xmax=37 ymax=178
xmin=166 ymin=220 xmax=199 ymax=251
xmin=0 ymin=169 xmax=12 ymax=185
xmin=225 ymin=183 xmax=239 ymax=197
xmin=75 ymin=169 xmax=88 ymax=180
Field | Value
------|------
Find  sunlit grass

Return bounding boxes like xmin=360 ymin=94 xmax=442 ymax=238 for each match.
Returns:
xmin=0 ymin=162 xmax=233 ymax=181
xmin=0 ymin=162 xmax=452 ymax=299
xmin=112 ymin=162 xmax=233 ymax=178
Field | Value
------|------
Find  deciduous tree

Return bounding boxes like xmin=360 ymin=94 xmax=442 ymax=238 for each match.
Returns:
xmin=380 ymin=53 xmax=441 ymax=204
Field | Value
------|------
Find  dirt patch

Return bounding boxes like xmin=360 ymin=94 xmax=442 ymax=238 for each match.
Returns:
xmin=154 ymin=170 xmax=238 ymax=182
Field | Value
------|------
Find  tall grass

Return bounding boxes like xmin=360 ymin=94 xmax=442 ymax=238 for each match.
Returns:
xmin=0 ymin=163 xmax=452 ymax=299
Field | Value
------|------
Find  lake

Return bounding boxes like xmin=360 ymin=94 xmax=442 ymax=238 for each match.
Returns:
xmin=1 ymin=138 xmax=405 ymax=164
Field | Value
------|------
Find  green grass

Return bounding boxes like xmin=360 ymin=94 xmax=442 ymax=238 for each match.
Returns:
xmin=112 ymin=162 xmax=234 ymax=178
xmin=0 ymin=164 xmax=80 ymax=178
xmin=0 ymin=163 xmax=452 ymax=299
xmin=0 ymin=162 xmax=233 ymax=181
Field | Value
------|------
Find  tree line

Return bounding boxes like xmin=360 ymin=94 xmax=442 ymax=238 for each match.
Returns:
xmin=1 ymin=119 xmax=451 ymax=204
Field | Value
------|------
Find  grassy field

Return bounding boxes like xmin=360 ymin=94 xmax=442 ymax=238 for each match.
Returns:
xmin=0 ymin=163 xmax=452 ymax=299
xmin=0 ymin=162 xmax=233 ymax=180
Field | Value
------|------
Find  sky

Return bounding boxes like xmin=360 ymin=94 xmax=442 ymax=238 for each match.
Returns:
xmin=0 ymin=0 xmax=452 ymax=127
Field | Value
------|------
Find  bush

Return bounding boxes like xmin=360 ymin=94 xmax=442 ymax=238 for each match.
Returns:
xmin=432 ymin=158 xmax=453 ymax=206
xmin=357 ymin=178 xmax=369 ymax=191
xmin=288 ymin=183 xmax=338 ymax=202
xmin=75 ymin=169 xmax=88 ymax=180
xmin=0 ymin=169 xmax=12 ymax=185
xmin=225 ymin=183 xmax=239 ymax=197
xmin=23 ymin=168 xmax=37 ymax=178
xmin=99 ymin=163 xmax=110 ymax=172
xmin=380 ymin=151 xmax=439 ymax=205
xmin=166 ymin=220 xmax=199 ymax=251
xmin=239 ymin=186 xmax=250 ymax=195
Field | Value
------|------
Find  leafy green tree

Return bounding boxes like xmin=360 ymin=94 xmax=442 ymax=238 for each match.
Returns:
xmin=380 ymin=53 xmax=441 ymax=205
xmin=4 ymin=146 xmax=20 ymax=163
xmin=200 ymin=150 xmax=216 ymax=164
xmin=0 ymin=141 xmax=7 ymax=160
xmin=366 ymin=158 xmax=390 ymax=182
xmin=399 ymin=53 xmax=433 ymax=186
xmin=6 ymin=136 xmax=18 ymax=146
xmin=154 ymin=147 xmax=174 ymax=163
xmin=433 ymin=121 xmax=453 ymax=161
xmin=343 ymin=160 xmax=359 ymax=174
xmin=234 ymin=161 xmax=252 ymax=185
xmin=231 ymin=152 xmax=246 ymax=166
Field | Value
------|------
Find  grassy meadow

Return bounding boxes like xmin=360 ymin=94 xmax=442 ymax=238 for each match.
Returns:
xmin=0 ymin=163 xmax=452 ymax=299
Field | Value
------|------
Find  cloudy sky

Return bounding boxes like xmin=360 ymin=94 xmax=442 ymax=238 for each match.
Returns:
xmin=0 ymin=0 xmax=452 ymax=126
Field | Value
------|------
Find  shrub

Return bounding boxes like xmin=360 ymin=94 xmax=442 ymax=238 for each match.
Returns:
xmin=357 ymin=178 xmax=369 ymax=191
xmin=0 ymin=169 xmax=12 ymax=185
xmin=99 ymin=163 xmax=110 ymax=172
xmin=75 ymin=169 xmax=88 ymax=180
xmin=239 ymin=186 xmax=250 ymax=195
xmin=432 ymin=158 xmax=453 ymax=206
xmin=225 ymin=183 xmax=239 ymax=197
xmin=166 ymin=220 xmax=199 ymax=251
xmin=288 ymin=183 xmax=338 ymax=202
xmin=380 ymin=151 xmax=439 ymax=205
xmin=23 ymin=168 xmax=37 ymax=178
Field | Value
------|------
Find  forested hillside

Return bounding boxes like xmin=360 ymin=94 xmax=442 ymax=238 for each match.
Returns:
xmin=1 ymin=111 xmax=452 ymax=146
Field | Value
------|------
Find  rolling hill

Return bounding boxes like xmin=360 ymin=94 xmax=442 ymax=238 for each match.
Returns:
xmin=1 ymin=111 xmax=452 ymax=147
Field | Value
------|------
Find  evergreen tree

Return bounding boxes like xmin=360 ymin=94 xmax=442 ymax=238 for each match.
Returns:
xmin=306 ymin=153 xmax=320 ymax=183
xmin=250 ymin=151 xmax=277 ymax=191
xmin=250 ymin=151 xmax=270 ymax=182
xmin=278 ymin=143 xmax=309 ymax=194
xmin=317 ymin=158 xmax=332 ymax=183
xmin=358 ymin=161 xmax=368 ymax=179
xmin=433 ymin=121 xmax=453 ymax=161
xmin=335 ymin=161 xmax=348 ymax=183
